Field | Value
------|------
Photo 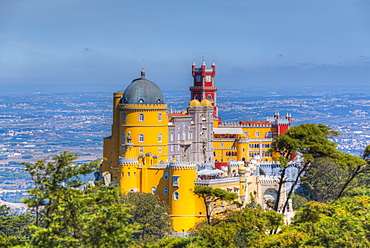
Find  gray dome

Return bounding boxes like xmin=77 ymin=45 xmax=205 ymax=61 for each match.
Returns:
xmin=121 ymin=70 xmax=165 ymax=104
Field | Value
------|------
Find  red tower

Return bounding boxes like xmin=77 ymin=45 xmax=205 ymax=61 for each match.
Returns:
xmin=190 ymin=60 xmax=218 ymax=117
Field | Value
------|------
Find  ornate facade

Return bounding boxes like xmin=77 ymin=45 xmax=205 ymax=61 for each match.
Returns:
xmin=101 ymin=61 xmax=291 ymax=232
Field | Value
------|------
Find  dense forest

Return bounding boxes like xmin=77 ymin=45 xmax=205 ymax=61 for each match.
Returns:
xmin=1 ymin=123 xmax=370 ymax=247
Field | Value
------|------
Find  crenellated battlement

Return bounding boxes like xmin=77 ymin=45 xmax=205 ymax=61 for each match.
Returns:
xmin=169 ymin=162 xmax=197 ymax=170
xmin=219 ymin=122 xmax=272 ymax=128
xmin=118 ymin=157 xmax=139 ymax=165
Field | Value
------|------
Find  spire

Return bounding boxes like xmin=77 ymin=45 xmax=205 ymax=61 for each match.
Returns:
xmin=202 ymin=55 xmax=206 ymax=66
xmin=212 ymin=60 xmax=215 ymax=66
xmin=192 ymin=60 xmax=196 ymax=66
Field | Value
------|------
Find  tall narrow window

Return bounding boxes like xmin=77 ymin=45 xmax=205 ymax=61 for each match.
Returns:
xmin=164 ymin=171 xmax=169 ymax=180
xmin=158 ymin=147 xmax=162 ymax=153
xmin=164 ymin=187 xmax=168 ymax=195
xmin=256 ymin=131 xmax=260 ymax=137
xmin=139 ymin=134 xmax=144 ymax=142
xmin=121 ymin=146 xmax=125 ymax=153
xmin=139 ymin=113 xmax=144 ymax=122
xmin=170 ymin=132 xmax=174 ymax=141
xmin=152 ymin=187 xmax=156 ymax=195
xmin=122 ymin=133 xmax=126 ymax=143
xmin=158 ymin=113 xmax=162 ymax=122
xmin=158 ymin=133 xmax=162 ymax=142
xmin=139 ymin=147 xmax=144 ymax=153
xmin=122 ymin=113 xmax=126 ymax=122
xmin=174 ymin=192 xmax=179 ymax=200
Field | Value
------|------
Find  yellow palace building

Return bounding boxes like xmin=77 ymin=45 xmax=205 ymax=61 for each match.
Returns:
xmin=101 ymin=62 xmax=291 ymax=232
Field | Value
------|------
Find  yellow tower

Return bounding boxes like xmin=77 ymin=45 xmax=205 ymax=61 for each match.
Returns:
xmin=102 ymin=69 xmax=168 ymax=189
xmin=168 ymin=162 xmax=203 ymax=232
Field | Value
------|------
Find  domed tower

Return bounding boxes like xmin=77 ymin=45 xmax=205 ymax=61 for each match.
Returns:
xmin=102 ymin=69 xmax=168 ymax=190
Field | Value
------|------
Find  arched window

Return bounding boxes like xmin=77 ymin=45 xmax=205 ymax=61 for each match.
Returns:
xmin=158 ymin=113 xmax=162 ymax=122
xmin=139 ymin=134 xmax=144 ymax=142
xmin=164 ymin=171 xmax=169 ymax=180
xmin=164 ymin=187 xmax=168 ymax=195
xmin=139 ymin=113 xmax=144 ymax=122
xmin=152 ymin=187 xmax=156 ymax=195
xmin=174 ymin=192 xmax=179 ymax=200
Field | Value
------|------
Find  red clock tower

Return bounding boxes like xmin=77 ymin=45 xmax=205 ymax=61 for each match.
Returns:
xmin=190 ymin=60 xmax=218 ymax=117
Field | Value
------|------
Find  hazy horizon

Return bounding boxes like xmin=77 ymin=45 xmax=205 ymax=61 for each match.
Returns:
xmin=1 ymin=1 xmax=369 ymax=93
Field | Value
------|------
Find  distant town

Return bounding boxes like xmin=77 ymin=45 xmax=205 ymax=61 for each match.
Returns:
xmin=0 ymin=86 xmax=369 ymax=207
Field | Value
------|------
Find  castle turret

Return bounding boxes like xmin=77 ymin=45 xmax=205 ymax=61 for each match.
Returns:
xmin=190 ymin=60 xmax=218 ymax=117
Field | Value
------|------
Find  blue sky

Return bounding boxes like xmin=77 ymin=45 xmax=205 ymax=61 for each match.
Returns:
xmin=1 ymin=0 xmax=369 ymax=93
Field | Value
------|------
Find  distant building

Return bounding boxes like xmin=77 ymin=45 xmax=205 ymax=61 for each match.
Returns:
xmin=101 ymin=61 xmax=292 ymax=232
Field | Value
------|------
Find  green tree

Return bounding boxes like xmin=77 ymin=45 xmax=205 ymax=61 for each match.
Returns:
xmin=120 ymin=192 xmax=173 ymax=244
xmin=23 ymin=151 xmax=139 ymax=247
xmin=0 ymin=206 xmax=34 ymax=246
xmin=299 ymin=146 xmax=369 ymax=203
xmin=269 ymin=124 xmax=340 ymax=213
xmin=195 ymin=207 xmax=283 ymax=247
xmin=261 ymin=197 xmax=370 ymax=247
xmin=193 ymin=186 xmax=238 ymax=225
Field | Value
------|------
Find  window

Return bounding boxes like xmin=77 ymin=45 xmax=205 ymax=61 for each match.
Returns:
xmin=122 ymin=113 xmax=126 ymax=122
xmin=158 ymin=133 xmax=162 ymax=142
xmin=121 ymin=146 xmax=125 ymax=153
xmin=256 ymin=131 xmax=260 ymax=137
xmin=208 ymin=95 xmax=212 ymax=100
xmin=122 ymin=133 xmax=126 ymax=143
xmin=139 ymin=134 xmax=144 ymax=142
xmin=170 ymin=146 xmax=173 ymax=152
xmin=139 ymin=113 xmax=144 ymax=122
xmin=164 ymin=187 xmax=168 ymax=195
xmin=158 ymin=113 xmax=162 ymax=122
xmin=158 ymin=147 xmax=162 ymax=153
xmin=152 ymin=187 xmax=156 ymax=195
xmin=220 ymin=143 xmax=224 ymax=147
xmin=174 ymin=192 xmax=179 ymax=200
xmin=244 ymin=132 xmax=248 ymax=137
xmin=249 ymin=143 xmax=260 ymax=149
xmin=139 ymin=147 xmax=144 ymax=153
xmin=221 ymin=202 xmax=225 ymax=212
xmin=213 ymin=203 xmax=217 ymax=212
xmin=164 ymin=171 xmax=169 ymax=180
xmin=134 ymin=172 xmax=136 ymax=177
xmin=170 ymin=132 xmax=174 ymax=141
xmin=173 ymin=176 xmax=180 ymax=187
xmin=127 ymin=172 xmax=130 ymax=177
